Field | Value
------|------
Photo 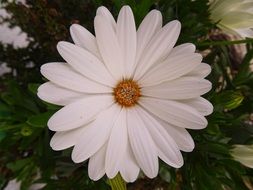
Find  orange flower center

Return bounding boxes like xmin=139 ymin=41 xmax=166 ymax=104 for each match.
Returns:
xmin=113 ymin=79 xmax=141 ymax=107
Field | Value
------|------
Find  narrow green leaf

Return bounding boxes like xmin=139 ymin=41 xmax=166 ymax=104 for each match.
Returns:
xmin=213 ymin=90 xmax=244 ymax=110
xmin=196 ymin=38 xmax=253 ymax=47
xmin=28 ymin=83 xmax=40 ymax=94
xmin=27 ymin=111 xmax=54 ymax=128
xmin=0 ymin=132 xmax=6 ymax=142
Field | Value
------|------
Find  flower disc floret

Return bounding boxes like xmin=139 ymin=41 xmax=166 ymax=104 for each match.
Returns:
xmin=113 ymin=79 xmax=141 ymax=107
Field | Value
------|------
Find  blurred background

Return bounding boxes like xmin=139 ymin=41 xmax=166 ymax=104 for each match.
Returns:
xmin=0 ymin=0 xmax=253 ymax=190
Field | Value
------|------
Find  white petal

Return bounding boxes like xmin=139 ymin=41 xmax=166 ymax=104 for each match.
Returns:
xmin=120 ymin=144 xmax=140 ymax=183
xmin=50 ymin=126 xmax=87 ymax=150
xmin=179 ymin=97 xmax=213 ymax=116
xmin=116 ymin=6 xmax=136 ymax=77
xmin=237 ymin=2 xmax=253 ymax=12
xmin=186 ymin=63 xmax=211 ymax=78
xmin=169 ymin=43 xmax=196 ymax=56
xmin=41 ymin=62 xmax=112 ymax=93
xmin=234 ymin=157 xmax=253 ymax=168
xmin=70 ymin=24 xmax=100 ymax=58
xmin=72 ymin=104 xmax=121 ymax=163
xmin=105 ymin=108 xmax=127 ymax=178
xmin=209 ymin=0 xmax=241 ymax=21
xmin=155 ymin=117 xmax=195 ymax=152
xmin=48 ymin=95 xmax=114 ymax=131
xmin=136 ymin=107 xmax=183 ymax=168
xmin=235 ymin=28 xmax=253 ymax=38
xmin=96 ymin=6 xmax=116 ymax=30
xmin=221 ymin=11 xmax=253 ymax=28
xmin=57 ymin=42 xmax=115 ymax=86
xmin=135 ymin=10 xmax=162 ymax=70
xmin=139 ymin=97 xmax=207 ymax=129
xmin=95 ymin=16 xmax=124 ymax=80
xmin=88 ymin=144 xmax=107 ymax=181
xmin=134 ymin=20 xmax=181 ymax=80
xmin=142 ymin=77 xmax=212 ymax=100
xmin=140 ymin=53 xmax=202 ymax=86
xmin=37 ymin=82 xmax=85 ymax=106
xmin=127 ymin=108 xmax=158 ymax=178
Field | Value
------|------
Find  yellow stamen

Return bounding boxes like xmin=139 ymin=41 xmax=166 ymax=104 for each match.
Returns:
xmin=113 ymin=79 xmax=141 ymax=107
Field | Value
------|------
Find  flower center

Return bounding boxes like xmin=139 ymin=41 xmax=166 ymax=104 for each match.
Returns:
xmin=113 ymin=79 xmax=141 ymax=107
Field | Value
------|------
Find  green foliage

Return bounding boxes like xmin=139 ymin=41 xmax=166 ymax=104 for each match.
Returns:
xmin=0 ymin=0 xmax=253 ymax=189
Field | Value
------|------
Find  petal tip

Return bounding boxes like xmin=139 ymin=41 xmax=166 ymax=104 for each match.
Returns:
xmin=121 ymin=5 xmax=132 ymax=13
xmin=172 ymin=20 xmax=181 ymax=27
xmin=71 ymin=151 xmax=83 ymax=163
xmin=70 ymin=23 xmax=79 ymax=31
xmin=49 ymin=138 xmax=60 ymax=151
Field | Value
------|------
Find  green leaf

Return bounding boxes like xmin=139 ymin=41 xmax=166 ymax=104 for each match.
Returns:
xmin=7 ymin=158 xmax=32 ymax=172
xmin=0 ymin=131 xmax=6 ymax=142
xmin=233 ymin=47 xmax=253 ymax=85
xmin=0 ymin=101 xmax=11 ymax=119
xmin=28 ymin=83 xmax=40 ymax=94
xmin=200 ymin=142 xmax=229 ymax=156
xmin=213 ymin=90 xmax=244 ymax=110
xmin=196 ymin=38 xmax=253 ymax=47
xmin=135 ymin=0 xmax=153 ymax=26
xmin=27 ymin=111 xmax=54 ymax=128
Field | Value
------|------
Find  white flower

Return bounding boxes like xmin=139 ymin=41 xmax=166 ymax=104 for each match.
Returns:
xmin=231 ymin=144 xmax=253 ymax=168
xmin=209 ymin=0 xmax=253 ymax=38
xmin=37 ymin=6 xmax=213 ymax=182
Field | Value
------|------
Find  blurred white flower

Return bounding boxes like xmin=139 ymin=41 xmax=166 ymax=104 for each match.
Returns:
xmin=0 ymin=8 xmax=29 ymax=48
xmin=209 ymin=0 xmax=253 ymax=38
xmin=4 ymin=179 xmax=45 ymax=190
xmin=38 ymin=6 xmax=213 ymax=182
xmin=231 ymin=144 xmax=253 ymax=168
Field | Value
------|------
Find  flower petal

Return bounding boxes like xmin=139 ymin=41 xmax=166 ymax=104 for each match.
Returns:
xmin=95 ymin=16 xmax=124 ymax=80
xmin=116 ymin=6 xmax=137 ymax=77
xmin=142 ymin=77 xmax=212 ymax=100
xmin=105 ymin=108 xmax=127 ymax=178
xmin=41 ymin=62 xmax=112 ymax=93
xmin=179 ymin=97 xmax=213 ymax=116
xmin=120 ymin=144 xmax=140 ymax=183
xmin=127 ymin=108 xmax=158 ymax=178
xmin=50 ymin=126 xmax=87 ymax=150
xmin=135 ymin=10 xmax=162 ymax=70
xmin=221 ymin=11 xmax=253 ymax=28
xmin=88 ymin=144 xmax=107 ymax=181
xmin=155 ymin=117 xmax=195 ymax=152
xmin=169 ymin=43 xmax=196 ymax=56
xmin=235 ymin=28 xmax=253 ymax=38
xmin=186 ymin=63 xmax=211 ymax=78
xmin=37 ymin=82 xmax=85 ymax=106
xmin=140 ymin=53 xmax=202 ymax=86
xmin=57 ymin=42 xmax=115 ymax=86
xmin=139 ymin=97 xmax=207 ymax=129
xmin=134 ymin=20 xmax=181 ymax=80
xmin=210 ymin=0 xmax=241 ymax=21
xmin=48 ymin=95 xmax=114 ymax=131
xmin=70 ymin=24 xmax=100 ymax=58
xmin=71 ymin=104 xmax=121 ymax=163
xmin=136 ymin=107 xmax=183 ymax=168
xmin=96 ymin=6 xmax=116 ymax=30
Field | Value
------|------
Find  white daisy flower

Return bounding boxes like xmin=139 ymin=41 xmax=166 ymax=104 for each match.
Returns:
xmin=209 ymin=0 xmax=253 ymax=38
xmin=231 ymin=144 xmax=253 ymax=168
xmin=38 ymin=6 xmax=213 ymax=182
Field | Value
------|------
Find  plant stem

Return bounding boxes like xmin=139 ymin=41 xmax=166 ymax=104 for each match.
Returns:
xmin=108 ymin=174 xmax=127 ymax=190
xmin=197 ymin=38 xmax=253 ymax=47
